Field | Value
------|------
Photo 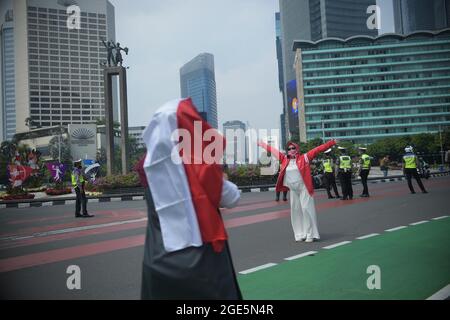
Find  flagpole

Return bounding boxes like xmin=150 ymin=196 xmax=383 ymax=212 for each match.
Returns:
xmin=58 ymin=126 xmax=62 ymax=163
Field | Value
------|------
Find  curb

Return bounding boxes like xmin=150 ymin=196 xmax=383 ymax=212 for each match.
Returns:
xmin=1 ymin=171 xmax=449 ymax=209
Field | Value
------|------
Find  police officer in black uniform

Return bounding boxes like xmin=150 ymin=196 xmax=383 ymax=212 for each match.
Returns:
xmin=336 ymin=146 xmax=353 ymax=200
xmin=322 ymin=148 xmax=340 ymax=199
xmin=358 ymin=147 xmax=372 ymax=197
xmin=402 ymin=146 xmax=428 ymax=194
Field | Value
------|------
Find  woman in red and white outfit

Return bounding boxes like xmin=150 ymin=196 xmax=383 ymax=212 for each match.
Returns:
xmin=258 ymin=139 xmax=338 ymax=242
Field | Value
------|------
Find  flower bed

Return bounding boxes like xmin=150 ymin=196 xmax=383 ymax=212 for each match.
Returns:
xmin=1 ymin=193 xmax=35 ymax=201
xmin=45 ymin=187 xmax=73 ymax=196
xmin=85 ymin=173 xmax=141 ymax=193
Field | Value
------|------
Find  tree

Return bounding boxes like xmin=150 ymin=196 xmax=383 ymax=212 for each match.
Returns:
xmin=0 ymin=140 xmax=16 ymax=160
xmin=95 ymin=117 xmax=121 ymax=129
xmin=48 ymin=136 xmax=72 ymax=163
xmin=24 ymin=117 xmax=40 ymax=130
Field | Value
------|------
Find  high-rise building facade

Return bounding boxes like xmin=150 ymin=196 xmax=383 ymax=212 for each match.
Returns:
xmin=278 ymin=0 xmax=377 ymax=140
xmin=293 ymin=29 xmax=450 ymax=144
xmin=0 ymin=10 xmax=15 ymax=141
xmin=223 ymin=120 xmax=248 ymax=164
xmin=393 ymin=0 xmax=450 ymax=34
xmin=0 ymin=0 xmax=117 ymax=141
xmin=275 ymin=12 xmax=288 ymax=148
xmin=180 ymin=53 xmax=218 ymax=129
xmin=128 ymin=125 xmax=145 ymax=149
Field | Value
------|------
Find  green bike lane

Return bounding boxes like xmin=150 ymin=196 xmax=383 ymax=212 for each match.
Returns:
xmin=238 ymin=217 xmax=450 ymax=300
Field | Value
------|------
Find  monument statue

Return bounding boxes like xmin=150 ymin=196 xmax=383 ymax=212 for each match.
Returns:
xmin=101 ymin=39 xmax=116 ymax=67
xmin=101 ymin=39 xmax=129 ymax=67
xmin=114 ymin=42 xmax=129 ymax=67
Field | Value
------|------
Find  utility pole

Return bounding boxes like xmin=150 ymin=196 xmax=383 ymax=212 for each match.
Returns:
xmin=439 ymin=125 xmax=444 ymax=171
xmin=58 ymin=128 xmax=61 ymax=163
xmin=322 ymin=121 xmax=325 ymax=142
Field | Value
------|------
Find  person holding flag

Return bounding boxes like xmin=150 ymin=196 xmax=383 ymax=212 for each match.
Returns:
xmin=258 ymin=139 xmax=338 ymax=243
xmin=138 ymin=98 xmax=242 ymax=300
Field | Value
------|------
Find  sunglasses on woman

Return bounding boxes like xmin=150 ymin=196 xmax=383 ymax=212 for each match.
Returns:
xmin=287 ymin=147 xmax=296 ymax=151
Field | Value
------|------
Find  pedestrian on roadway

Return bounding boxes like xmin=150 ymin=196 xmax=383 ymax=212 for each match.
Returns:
xmin=275 ymin=154 xmax=288 ymax=201
xmin=380 ymin=155 xmax=390 ymax=177
xmin=358 ymin=147 xmax=372 ymax=197
xmin=402 ymin=146 xmax=428 ymax=194
xmin=321 ymin=148 xmax=340 ymax=199
xmin=139 ymin=98 xmax=242 ymax=299
xmin=336 ymin=146 xmax=353 ymax=200
xmin=71 ymin=159 xmax=94 ymax=218
xmin=258 ymin=139 xmax=338 ymax=243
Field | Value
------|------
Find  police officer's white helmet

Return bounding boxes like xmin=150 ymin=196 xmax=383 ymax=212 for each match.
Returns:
xmin=324 ymin=148 xmax=332 ymax=154
xmin=405 ymin=146 xmax=413 ymax=153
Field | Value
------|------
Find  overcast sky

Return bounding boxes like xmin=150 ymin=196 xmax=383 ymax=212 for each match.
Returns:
xmin=110 ymin=0 xmax=282 ymax=132
xmin=110 ymin=0 xmax=395 ymax=132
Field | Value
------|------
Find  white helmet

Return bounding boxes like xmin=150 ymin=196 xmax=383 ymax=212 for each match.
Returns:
xmin=405 ymin=146 xmax=413 ymax=153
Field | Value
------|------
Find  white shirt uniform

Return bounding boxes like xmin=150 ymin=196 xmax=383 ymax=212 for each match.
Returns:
xmin=283 ymin=159 xmax=320 ymax=241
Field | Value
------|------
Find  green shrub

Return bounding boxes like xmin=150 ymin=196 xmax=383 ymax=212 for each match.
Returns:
xmin=86 ymin=172 xmax=141 ymax=192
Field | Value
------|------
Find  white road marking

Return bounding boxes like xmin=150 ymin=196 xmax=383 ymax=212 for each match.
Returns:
xmin=356 ymin=233 xmax=379 ymax=240
xmin=385 ymin=226 xmax=407 ymax=232
xmin=284 ymin=251 xmax=318 ymax=261
xmin=132 ymin=196 xmax=144 ymax=201
xmin=427 ymin=284 xmax=450 ymax=300
xmin=323 ymin=241 xmax=351 ymax=249
xmin=18 ymin=203 xmax=30 ymax=208
xmin=250 ymin=188 xmax=261 ymax=193
xmin=0 ymin=217 xmax=148 ymax=242
xmin=239 ymin=263 xmax=277 ymax=275
xmin=409 ymin=220 xmax=429 ymax=226
xmin=110 ymin=197 xmax=122 ymax=202
xmin=432 ymin=215 xmax=449 ymax=220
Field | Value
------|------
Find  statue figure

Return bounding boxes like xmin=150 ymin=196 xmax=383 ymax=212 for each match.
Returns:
xmin=113 ymin=42 xmax=129 ymax=67
xmin=101 ymin=39 xmax=116 ymax=67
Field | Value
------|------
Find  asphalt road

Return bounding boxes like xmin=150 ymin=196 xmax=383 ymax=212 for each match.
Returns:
xmin=0 ymin=176 xmax=449 ymax=299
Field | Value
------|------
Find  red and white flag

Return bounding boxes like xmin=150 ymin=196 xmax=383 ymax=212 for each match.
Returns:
xmin=142 ymin=98 xmax=227 ymax=253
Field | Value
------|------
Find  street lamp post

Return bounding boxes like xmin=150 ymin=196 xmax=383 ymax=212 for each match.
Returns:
xmin=322 ymin=120 xmax=325 ymax=142
xmin=439 ymin=125 xmax=444 ymax=171
xmin=58 ymin=126 xmax=62 ymax=163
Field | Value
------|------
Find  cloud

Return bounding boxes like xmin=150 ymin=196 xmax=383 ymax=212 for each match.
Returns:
xmin=110 ymin=0 xmax=282 ymax=131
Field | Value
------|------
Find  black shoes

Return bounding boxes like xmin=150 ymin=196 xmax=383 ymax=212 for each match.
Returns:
xmin=283 ymin=198 xmax=288 ymax=201
xmin=75 ymin=213 xmax=95 ymax=218
xmin=328 ymin=195 xmax=335 ymax=199
xmin=422 ymin=190 xmax=428 ymax=194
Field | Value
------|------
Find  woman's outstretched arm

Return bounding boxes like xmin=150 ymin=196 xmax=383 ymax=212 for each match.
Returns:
xmin=257 ymin=141 xmax=285 ymax=162
xmin=306 ymin=140 xmax=338 ymax=162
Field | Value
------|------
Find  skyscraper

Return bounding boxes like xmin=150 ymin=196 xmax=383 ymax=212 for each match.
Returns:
xmin=392 ymin=0 xmax=450 ymax=34
xmin=293 ymin=29 xmax=450 ymax=144
xmin=180 ymin=53 xmax=218 ymax=129
xmin=0 ymin=0 xmax=117 ymax=141
xmin=223 ymin=120 xmax=248 ymax=164
xmin=278 ymin=0 xmax=377 ymax=139
xmin=275 ymin=12 xmax=287 ymax=148
xmin=0 ymin=9 xmax=15 ymax=141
